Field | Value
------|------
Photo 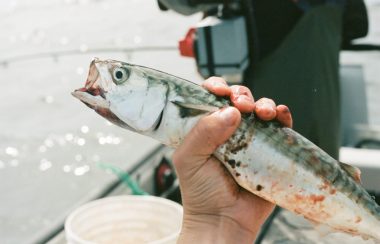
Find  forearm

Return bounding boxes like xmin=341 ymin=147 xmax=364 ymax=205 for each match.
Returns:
xmin=178 ymin=214 xmax=259 ymax=244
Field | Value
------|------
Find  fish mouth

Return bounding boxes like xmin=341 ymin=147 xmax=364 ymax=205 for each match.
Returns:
xmin=72 ymin=58 xmax=127 ymax=129
xmin=71 ymin=89 xmax=108 ymax=110
xmin=72 ymin=58 xmax=108 ymax=110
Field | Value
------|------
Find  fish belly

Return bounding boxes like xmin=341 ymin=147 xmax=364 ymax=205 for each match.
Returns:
xmin=215 ymin=124 xmax=380 ymax=240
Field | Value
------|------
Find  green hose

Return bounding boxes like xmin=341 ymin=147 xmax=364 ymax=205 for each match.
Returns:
xmin=97 ymin=162 xmax=148 ymax=195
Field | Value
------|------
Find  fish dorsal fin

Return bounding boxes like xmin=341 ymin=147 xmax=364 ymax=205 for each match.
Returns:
xmin=171 ymin=99 xmax=220 ymax=117
xmin=339 ymin=162 xmax=362 ymax=184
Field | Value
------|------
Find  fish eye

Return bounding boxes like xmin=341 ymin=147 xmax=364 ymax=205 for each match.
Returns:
xmin=112 ymin=67 xmax=129 ymax=84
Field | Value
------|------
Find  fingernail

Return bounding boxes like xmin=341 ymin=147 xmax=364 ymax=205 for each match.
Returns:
xmin=216 ymin=107 xmax=238 ymax=126
xmin=231 ymin=86 xmax=249 ymax=96
xmin=212 ymin=80 xmax=227 ymax=88
xmin=280 ymin=106 xmax=290 ymax=114
xmin=236 ymin=95 xmax=253 ymax=104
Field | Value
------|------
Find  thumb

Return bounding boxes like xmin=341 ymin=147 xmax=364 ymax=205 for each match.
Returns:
xmin=173 ymin=106 xmax=241 ymax=172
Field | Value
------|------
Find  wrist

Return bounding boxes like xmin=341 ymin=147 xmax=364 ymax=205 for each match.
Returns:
xmin=177 ymin=213 xmax=257 ymax=244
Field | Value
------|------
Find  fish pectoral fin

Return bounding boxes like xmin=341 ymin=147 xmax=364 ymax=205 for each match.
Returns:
xmin=171 ymin=99 xmax=220 ymax=117
xmin=171 ymin=100 xmax=220 ymax=112
xmin=339 ymin=161 xmax=362 ymax=184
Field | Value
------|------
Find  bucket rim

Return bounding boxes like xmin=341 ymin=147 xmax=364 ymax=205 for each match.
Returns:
xmin=64 ymin=195 xmax=183 ymax=244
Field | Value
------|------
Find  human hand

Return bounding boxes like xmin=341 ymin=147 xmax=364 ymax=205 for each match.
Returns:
xmin=173 ymin=77 xmax=293 ymax=243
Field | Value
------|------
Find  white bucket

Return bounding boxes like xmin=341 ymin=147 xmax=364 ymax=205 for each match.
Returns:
xmin=64 ymin=195 xmax=183 ymax=244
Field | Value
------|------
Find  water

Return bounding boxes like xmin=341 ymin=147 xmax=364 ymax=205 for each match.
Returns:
xmin=0 ymin=1 xmax=201 ymax=243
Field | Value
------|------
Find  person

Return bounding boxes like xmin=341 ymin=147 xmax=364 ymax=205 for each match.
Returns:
xmin=158 ymin=0 xmax=345 ymax=159
xmin=173 ymin=77 xmax=293 ymax=243
xmin=157 ymin=0 xmax=365 ymax=241
xmin=247 ymin=0 xmax=343 ymax=160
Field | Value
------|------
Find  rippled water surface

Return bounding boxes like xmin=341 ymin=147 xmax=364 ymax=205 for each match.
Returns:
xmin=0 ymin=1 xmax=201 ymax=243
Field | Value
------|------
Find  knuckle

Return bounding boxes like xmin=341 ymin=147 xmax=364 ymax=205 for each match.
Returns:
xmin=198 ymin=116 xmax=213 ymax=134
xmin=195 ymin=117 xmax=220 ymax=145
xmin=231 ymin=85 xmax=252 ymax=97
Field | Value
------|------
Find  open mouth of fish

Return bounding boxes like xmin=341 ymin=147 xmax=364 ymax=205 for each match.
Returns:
xmin=71 ymin=59 xmax=125 ymax=126
xmin=72 ymin=58 xmax=167 ymax=132
xmin=72 ymin=60 xmax=109 ymax=109
xmin=72 ymin=87 xmax=108 ymax=110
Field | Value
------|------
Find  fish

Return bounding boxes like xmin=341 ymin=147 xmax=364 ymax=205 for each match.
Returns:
xmin=72 ymin=58 xmax=380 ymax=241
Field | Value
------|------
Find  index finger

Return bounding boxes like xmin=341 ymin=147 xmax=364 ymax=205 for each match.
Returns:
xmin=202 ymin=77 xmax=231 ymax=97
xmin=202 ymin=79 xmax=255 ymax=113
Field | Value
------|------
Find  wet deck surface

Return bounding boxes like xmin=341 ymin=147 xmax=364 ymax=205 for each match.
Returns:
xmin=0 ymin=0 xmax=379 ymax=243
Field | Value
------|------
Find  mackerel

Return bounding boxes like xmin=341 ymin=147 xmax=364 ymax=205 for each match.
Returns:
xmin=72 ymin=59 xmax=380 ymax=240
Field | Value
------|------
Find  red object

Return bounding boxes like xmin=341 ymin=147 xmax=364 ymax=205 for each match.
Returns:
xmin=179 ymin=28 xmax=196 ymax=58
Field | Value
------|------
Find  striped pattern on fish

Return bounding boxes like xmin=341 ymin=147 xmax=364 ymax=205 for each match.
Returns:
xmin=217 ymin=117 xmax=380 ymax=239
xmin=72 ymin=59 xmax=380 ymax=241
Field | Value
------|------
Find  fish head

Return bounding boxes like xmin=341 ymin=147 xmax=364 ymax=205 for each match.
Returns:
xmin=72 ymin=58 xmax=168 ymax=132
